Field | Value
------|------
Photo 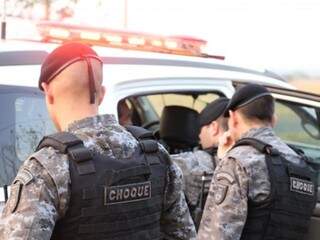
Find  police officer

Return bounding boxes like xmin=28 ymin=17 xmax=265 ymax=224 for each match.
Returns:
xmin=198 ymin=97 xmax=229 ymax=167
xmin=197 ymin=84 xmax=318 ymax=240
xmin=118 ymin=99 xmax=133 ymax=125
xmin=171 ymin=98 xmax=229 ymax=225
xmin=0 ymin=43 xmax=196 ymax=239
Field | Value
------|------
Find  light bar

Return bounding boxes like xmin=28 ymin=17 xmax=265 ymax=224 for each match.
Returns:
xmin=164 ymin=40 xmax=178 ymax=49
xmin=151 ymin=39 xmax=163 ymax=47
xmin=48 ymin=28 xmax=70 ymax=39
xmin=80 ymin=31 xmax=101 ymax=41
xmin=104 ymin=34 xmax=123 ymax=44
xmin=36 ymin=21 xmax=225 ymax=60
xmin=128 ymin=36 xmax=145 ymax=45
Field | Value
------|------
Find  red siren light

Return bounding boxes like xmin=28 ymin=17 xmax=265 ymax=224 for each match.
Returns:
xmin=36 ymin=21 xmax=225 ymax=60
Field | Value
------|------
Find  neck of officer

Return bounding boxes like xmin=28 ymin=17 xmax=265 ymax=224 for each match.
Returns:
xmin=237 ymin=118 xmax=272 ymax=140
xmin=57 ymin=103 xmax=99 ymax=132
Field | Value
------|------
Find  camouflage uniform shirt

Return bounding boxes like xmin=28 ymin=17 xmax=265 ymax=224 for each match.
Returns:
xmin=197 ymin=127 xmax=302 ymax=240
xmin=171 ymin=150 xmax=216 ymax=207
xmin=0 ymin=114 xmax=196 ymax=240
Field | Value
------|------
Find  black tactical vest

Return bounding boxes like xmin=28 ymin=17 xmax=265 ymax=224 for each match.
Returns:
xmin=232 ymin=138 xmax=318 ymax=240
xmin=37 ymin=126 xmax=168 ymax=240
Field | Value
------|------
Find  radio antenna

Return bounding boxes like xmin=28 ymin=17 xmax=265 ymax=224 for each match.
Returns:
xmin=1 ymin=0 xmax=6 ymax=40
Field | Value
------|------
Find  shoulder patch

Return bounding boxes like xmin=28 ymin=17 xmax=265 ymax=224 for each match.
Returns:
xmin=213 ymin=183 xmax=228 ymax=205
xmin=7 ymin=183 xmax=23 ymax=213
xmin=215 ymin=171 xmax=235 ymax=184
xmin=14 ymin=168 xmax=34 ymax=185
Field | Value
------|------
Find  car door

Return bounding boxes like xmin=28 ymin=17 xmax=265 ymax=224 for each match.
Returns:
xmin=0 ymin=85 xmax=55 ymax=211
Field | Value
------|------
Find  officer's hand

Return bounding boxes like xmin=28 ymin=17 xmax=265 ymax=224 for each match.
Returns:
xmin=217 ymin=131 xmax=234 ymax=158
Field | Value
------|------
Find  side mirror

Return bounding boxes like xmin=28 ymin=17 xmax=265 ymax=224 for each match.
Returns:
xmin=302 ymin=121 xmax=320 ymax=140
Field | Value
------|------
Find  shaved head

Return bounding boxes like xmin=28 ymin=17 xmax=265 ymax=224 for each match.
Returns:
xmin=42 ymin=58 xmax=105 ymax=131
xmin=39 ymin=42 xmax=105 ymax=131
xmin=48 ymin=59 xmax=103 ymax=104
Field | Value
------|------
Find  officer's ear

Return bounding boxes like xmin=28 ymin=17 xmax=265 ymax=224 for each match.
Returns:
xmin=41 ymin=82 xmax=54 ymax=105
xmin=228 ymin=110 xmax=238 ymax=129
xmin=209 ymin=121 xmax=219 ymax=136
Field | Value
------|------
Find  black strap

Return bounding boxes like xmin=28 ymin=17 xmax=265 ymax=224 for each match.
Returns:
xmin=125 ymin=126 xmax=158 ymax=153
xmin=125 ymin=126 xmax=154 ymax=140
xmin=232 ymin=137 xmax=280 ymax=156
xmin=3 ymin=185 xmax=8 ymax=203
xmin=126 ymin=126 xmax=160 ymax=165
xmin=37 ymin=132 xmax=96 ymax=175
xmin=68 ymin=145 xmax=92 ymax=163
xmin=140 ymin=139 xmax=158 ymax=153
xmin=83 ymin=56 xmax=96 ymax=104
xmin=37 ymin=132 xmax=82 ymax=153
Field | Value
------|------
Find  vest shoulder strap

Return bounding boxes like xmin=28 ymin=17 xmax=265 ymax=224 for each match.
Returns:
xmin=37 ymin=132 xmax=82 ymax=153
xmin=125 ymin=125 xmax=154 ymax=140
xmin=126 ymin=126 xmax=159 ymax=153
xmin=232 ymin=137 xmax=280 ymax=156
xmin=37 ymin=132 xmax=95 ymax=175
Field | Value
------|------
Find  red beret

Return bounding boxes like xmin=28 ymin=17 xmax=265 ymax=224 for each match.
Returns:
xmin=39 ymin=42 xmax=102 ymax=103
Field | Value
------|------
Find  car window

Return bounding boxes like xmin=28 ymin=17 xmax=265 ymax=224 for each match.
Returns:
xmin=121 ymin=92 xmax=221 ymax=128
xmin=274 ymin=99 xmax=320 ymax=160
xmin=148 ymin=93 xmax=220 ymax=116
xmin=0 ymin=86 xmax=55 ymax=187
xmin=120 ymin=92 xmax=222 ymax=154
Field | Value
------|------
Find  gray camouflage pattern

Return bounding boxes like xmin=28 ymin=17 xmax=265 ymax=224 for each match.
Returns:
xmin=0 ymin=114 xmax=196 ymax=240
xmin=197 ymin=127 xmax=302 ymax=240
xmin=171 ymin=150 xmax=215 ymax=206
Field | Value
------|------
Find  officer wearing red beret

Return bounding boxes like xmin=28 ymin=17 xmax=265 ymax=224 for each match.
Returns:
xmin=0 ymin=42 xmax=196 ymax=240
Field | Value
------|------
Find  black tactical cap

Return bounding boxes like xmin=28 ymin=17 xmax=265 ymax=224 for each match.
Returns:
xmin=39 ymin=42 xmax=102 ymax=104
xmin=224 ymin=83 xmax=271 ymax=117
xmin=199 ymin=97 xmax=229 ymax=127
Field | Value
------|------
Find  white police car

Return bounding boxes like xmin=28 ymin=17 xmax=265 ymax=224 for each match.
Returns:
xmin=0 ymin=22 xmax=319 ymax=239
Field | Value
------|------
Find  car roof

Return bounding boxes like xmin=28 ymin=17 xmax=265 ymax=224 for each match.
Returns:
xmin=0 ymin=40 xmax=293 ymax=90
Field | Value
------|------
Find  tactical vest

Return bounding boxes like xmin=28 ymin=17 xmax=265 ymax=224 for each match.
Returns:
xmin=36 ymin=126 xmax=168 ymax=240
xmin=232 ymin=138 xmax=318 ymax=240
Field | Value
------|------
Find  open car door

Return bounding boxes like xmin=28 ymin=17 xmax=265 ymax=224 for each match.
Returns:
xmin=235 ymin=83 xmax=320 ymax=240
